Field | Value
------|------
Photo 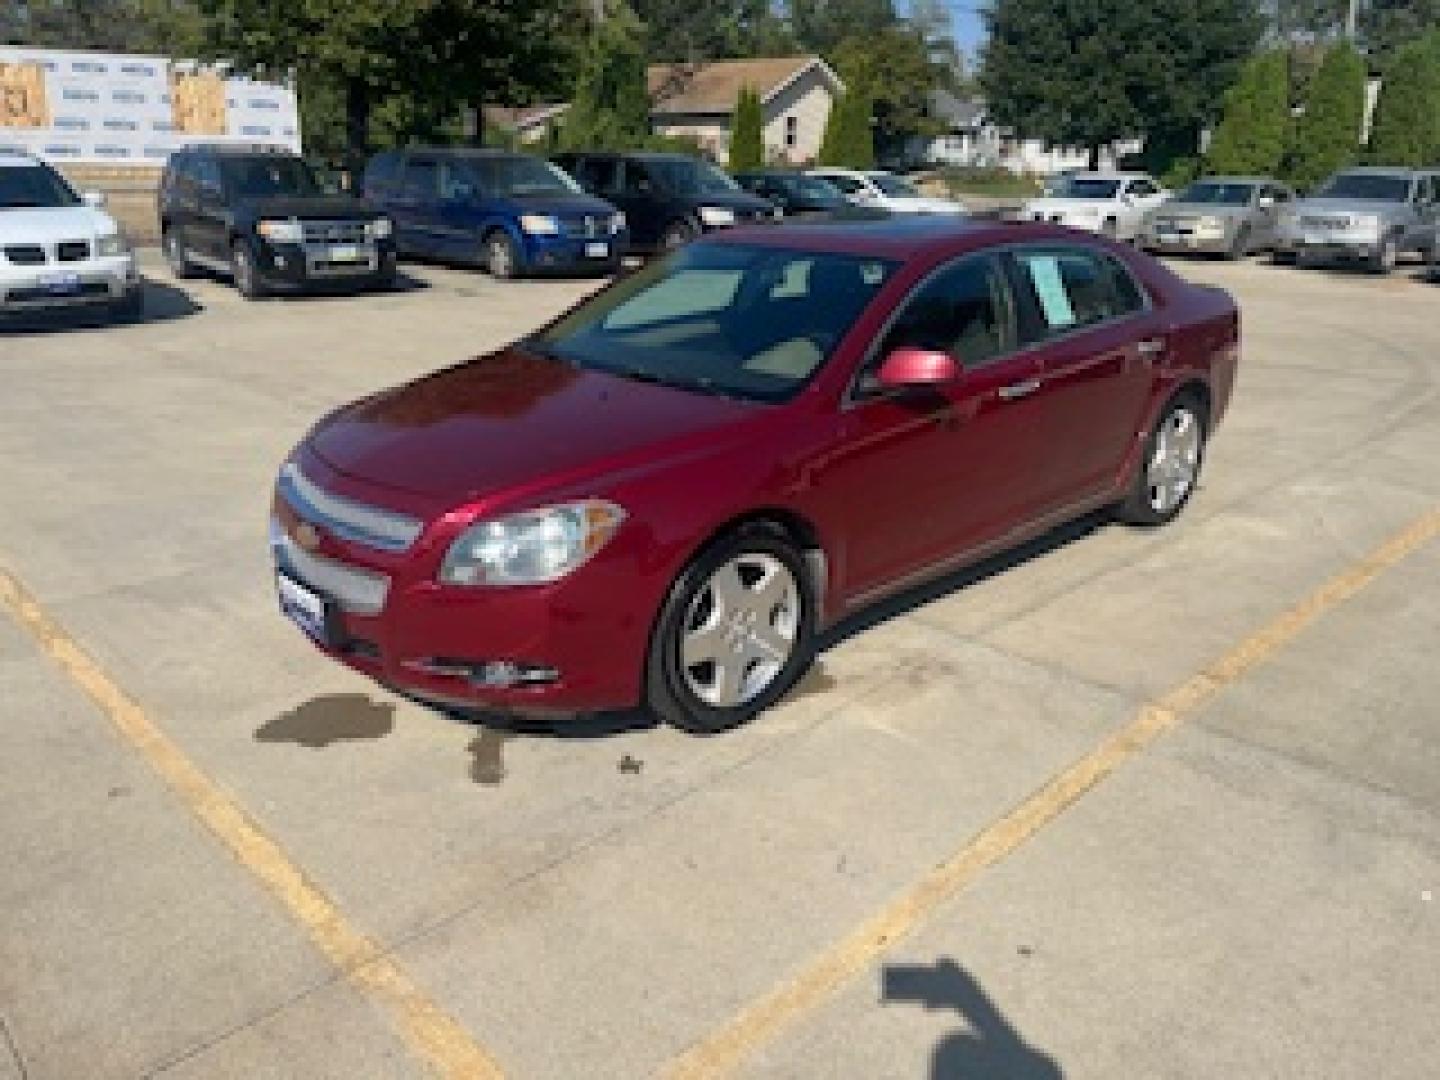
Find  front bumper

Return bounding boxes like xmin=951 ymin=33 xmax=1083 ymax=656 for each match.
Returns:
xmin=0 ymin=252 xmax=139 ymax=312
xmin=1276 ymin=230 xmax=1385 ymax=260
xmin=269 ymin=459 xmax=660 ymax=715
xmin=249 ymin=238 xmax=398 ymax=290
xmin=1142 ymin=225 xmax=1235 ymax=254
xmin=1027 ymin=211 xmax=1105 ymax=233
xmin=521 ymin=231 xmax=628 ymax=274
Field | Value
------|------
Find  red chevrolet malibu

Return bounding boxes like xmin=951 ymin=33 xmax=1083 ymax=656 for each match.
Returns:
xmin=273 ymin=218 xmax=1238 ymax=733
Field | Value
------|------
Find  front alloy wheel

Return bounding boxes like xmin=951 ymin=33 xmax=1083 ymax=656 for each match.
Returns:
xmin=1369 ymin=235 xmax=1399 ymax=275
xmin=1117 ymin=395 xmax=1207 ymax=526
xmin=647 ymin=529 xmax=815 ymax=734
xmin=164 ymin=227 xmax=197 ymax=279
xmin=485 ymin=232 xmax=519 ymax=279
xmin=231 ymin=241 xmax=265 ymax=299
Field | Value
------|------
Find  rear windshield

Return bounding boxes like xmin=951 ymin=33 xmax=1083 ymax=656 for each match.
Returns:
xmin=1056 ymin=177 xmax=1121 ymax=199
xmin=476 ymin=155 xmax=580 ymax=197
xmin=1176 ymin=182 xmax=1254 ymax=206
xmin=0 ymin=164 xmax=79 ymax=210
xmin=647 ymin=158 xmax=740 ymax=196
xmin=221 ymin=156 xmax=320 ymax=198
xmin=530 ymin=242 xmax=898 ymax=403
xmin=1316 ymin=173 xmax=1411 ymax=201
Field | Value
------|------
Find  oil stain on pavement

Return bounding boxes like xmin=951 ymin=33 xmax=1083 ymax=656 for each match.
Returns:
xmin=467 ymin=728 xmax=512 ymax=785
xmin=256 ymin=694 xmax=396 ymax=749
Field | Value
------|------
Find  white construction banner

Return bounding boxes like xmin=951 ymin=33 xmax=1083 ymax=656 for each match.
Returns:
xmin=0 ymin=47 xmax=301 ymax=165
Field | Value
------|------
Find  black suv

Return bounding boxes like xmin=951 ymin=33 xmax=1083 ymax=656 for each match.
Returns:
xmin=734 ymin=170 xmax=850 ymax=217
xmin=551 ymin=151 xmax=775 ymax=253
xmin=158 ymin=145 xmax=397 ymax=298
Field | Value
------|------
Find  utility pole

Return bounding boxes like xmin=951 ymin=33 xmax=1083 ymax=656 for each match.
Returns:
xmin=592 ymin=0 xmax=605 ymax=22
xmin=1345 ymin=0 xmax=1360 ymax=39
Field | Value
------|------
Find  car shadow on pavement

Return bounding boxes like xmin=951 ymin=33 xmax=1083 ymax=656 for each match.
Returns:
xmin=882 ymin=958 xmax=1064 ymax=1080
xmin=255 ymin=693 xmax=396 ymax=749
xmin=0 ymin=278 xmax=201 ymax=335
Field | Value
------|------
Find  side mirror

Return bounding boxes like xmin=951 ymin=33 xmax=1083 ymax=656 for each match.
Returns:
xmin=874 ymin=347 xmax=960 ymax=390
xmin=82 ymin=190 xmax=107 ymax=209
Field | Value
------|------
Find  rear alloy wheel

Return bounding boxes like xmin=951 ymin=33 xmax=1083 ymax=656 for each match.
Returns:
xmin=484 ymin=231 xmax=519 ymax=279
xmin=163 ymin=227 xmax=198 ymax=279
xmin=1116 ymin=394 xmax=1207 ymax=526
xmin=1369 ymin=234 xmax=1400 ymax=275
xmin=231 ymin=241 xmax=265 ymax=299
xmin=646 ymin=529 xmax=816 ymax=735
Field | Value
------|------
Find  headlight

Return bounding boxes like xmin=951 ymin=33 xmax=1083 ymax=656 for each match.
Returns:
xmin=519 ymin=214 xmax=560 ymax=236
xmin=439 ymin=500 xmax=626 ymax=587
xmin=256 ymin=218 xmax=303 ymax=243
xmin=95 ymin=233 xmax=130 ymax=257
xmin=367 ymin=217 xmax=393 ymax=239
xmin=608 ymin=211 xmax=626 ymax=234
xmin=697 ymin=205 xmax=736 ymax=227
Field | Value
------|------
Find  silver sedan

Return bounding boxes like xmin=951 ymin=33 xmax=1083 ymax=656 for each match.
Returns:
xmin=1140 ymin=176 xmax=1295 ymax=259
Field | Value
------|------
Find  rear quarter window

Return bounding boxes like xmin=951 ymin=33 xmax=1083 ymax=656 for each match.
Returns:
xmin=1011 ymin=248 xmax=1148 ymax=335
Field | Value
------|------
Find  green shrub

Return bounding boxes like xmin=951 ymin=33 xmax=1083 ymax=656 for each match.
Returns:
xmin=1366 ymin=30 xmax=1440 ymax=166
xmin=1285 ymin=41 xmax=1366 ymax=192
xmin=1207 ymin=49 xmax=1291 ymax=176
xmin=729 ymin=84 xmax=764 ymax=172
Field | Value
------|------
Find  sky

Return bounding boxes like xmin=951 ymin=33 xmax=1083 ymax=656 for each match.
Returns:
xmin=898 ymin=0 xmax=987 ymax=59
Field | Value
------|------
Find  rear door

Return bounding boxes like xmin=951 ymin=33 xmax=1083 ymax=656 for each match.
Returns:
xmin=1009 ymin=245 xmax=1159 ymax=510
xmin=191 ymin=156 xmax=229 ymax=260
xmin=394 ymin=155 xmax=440 ymax=254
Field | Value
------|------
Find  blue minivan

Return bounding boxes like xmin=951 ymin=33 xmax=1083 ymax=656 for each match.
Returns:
xmin=362 ymin=148 xmax=629 ymax=278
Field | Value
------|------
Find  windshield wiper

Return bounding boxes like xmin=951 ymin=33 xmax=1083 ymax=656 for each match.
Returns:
xmin=606 ymin=367 xmax=746 ymax=400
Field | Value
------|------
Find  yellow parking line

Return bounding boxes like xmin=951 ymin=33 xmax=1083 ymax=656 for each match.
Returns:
xmin=661 ymin=506 xmax=1440 ymax=1079
xmin=0 ymin=569 xmax=505 ymax=1080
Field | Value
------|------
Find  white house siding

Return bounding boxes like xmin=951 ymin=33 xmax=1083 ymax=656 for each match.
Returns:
xmin=761 ymin=67 xmax=833 ymax=164
xmin=653 ymin=112 xmax=729 ymax=159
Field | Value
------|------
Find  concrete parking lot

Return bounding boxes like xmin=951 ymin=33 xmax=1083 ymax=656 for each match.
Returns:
xmin=2 ymin=248 xmax=1438 ymax=1080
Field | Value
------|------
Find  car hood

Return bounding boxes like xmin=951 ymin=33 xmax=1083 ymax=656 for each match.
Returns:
xmin=0 ymin=205 xmax=119 ymax=242
xmin=681 ymin=190 xmax=774 ymax=214
xmin=503 ymin=192 xmax=619 ymax=216
xmin=307 ymin=347 xmax=761 ymax=503
xmin=240 ymin=195 xmax=385 ymax=220
xmin=1290 ymin=197 xmax=1408 ymax=219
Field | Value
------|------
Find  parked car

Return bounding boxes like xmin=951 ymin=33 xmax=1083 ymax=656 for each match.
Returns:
xmin=551 ymin=151 xmax=775 ymax=253
xmin=1 ymin=148 xmax=142 ymax=322
xmin=1140 ymin=176 xmax=1295 ymax=259
xmin=807 ymin=168 xmax=964 ymax=214
xmin=1274 ymin=166 xmax=1440 ymax=273
xmin=271 ymin=218 xmax=1238 ymax=733
xmin=1022 ymin=172 xmax=1170 ymax=241
xmin=160 ymin=144 xmax=397 ymax=299
xmin=734 ymin=170 xmax=850 ymax=217
xmin=364 ymin=148 xmax=627 ymax=278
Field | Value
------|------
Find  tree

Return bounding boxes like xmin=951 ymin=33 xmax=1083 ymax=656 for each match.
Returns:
xmin=1285 ymin=40 xmax=1366 ymax=191
xmin=1366 ymin=30 xmax=1440 ymax=166
xmin=559 ymin=1 xmax=652 ymax=151
xmin=632 ymin=0 xmax=793 ymax=61
xmin=5 ymin=0 xmax=204 ymax=54
xmin=199 ymin=0 xmax=574 ymax=165
xmin=1207 ymin=49 xmax=1292 ymax=176
xmin=1364 ymin=0 xmax=1440 ymax=70
xmin=790 ymin=0 xmax=896 ymax=55
xmin=832 ymin=26 xmax=950 ymax=162
xmin=729 ymin=84 xmax=763 ymax=170
xmin=981 ymin=0 xmax=1262 ymax=169
xmin=817 ymin=86 xmax=872 ymax=167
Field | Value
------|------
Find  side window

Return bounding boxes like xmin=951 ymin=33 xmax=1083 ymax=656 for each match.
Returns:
xmin=621 ymin=161 xmax=654 ymax=196
xmin=1012 ymin=248 xmax=1146 ymax=335
xmin=402 ymin=158 xmax=439 ymax=198
xmin=877 ymin=255 xmax=1017 ymax=369
xmin=825 ymin=173 xmax=862 ymax=196
xmin=195 ymin=157 xmax=222 ymax=197
xmin=574 ymin=157 xmax=619 ymax=196
xmin=441 ymin=160 xmax=478 ymax=200
xmin=364 ymin=152 xmax=400 ymax=194
xmin=1128 ymin=178 xmax=1157 ymax=198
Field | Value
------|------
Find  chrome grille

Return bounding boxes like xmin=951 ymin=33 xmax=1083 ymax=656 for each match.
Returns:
xmin=276 ymin=463 xmax=423 ymax=553
xmin=562 ymin=214 xmax=607 ymax=239
xmin=301 ymin=219 xmax=368 ymax=244
xmin=4 ymin=245 xmax=46 ymax=265
xmin=1300 ymin=215 xmax=1348 ymax=230
xmin=270 ymin=519 xmax=390 ymax=615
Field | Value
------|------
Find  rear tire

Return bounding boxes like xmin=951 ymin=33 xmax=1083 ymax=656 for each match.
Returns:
xmin=163 ymin=226 xmax=198 ymax=279
xmin=1116 ymin=392 xmax=1208 ymax=527
xmin=645 ymin=527 xmax=816 ymax=735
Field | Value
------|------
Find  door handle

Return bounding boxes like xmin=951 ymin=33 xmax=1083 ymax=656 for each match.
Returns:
xmin=1137 ymin=337 xmax=1166 ymax=358
xmin=997 ymin=377 xmax=1042 ymax=401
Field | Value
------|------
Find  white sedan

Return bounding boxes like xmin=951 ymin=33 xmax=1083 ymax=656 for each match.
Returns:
xmin=808 ymin=168 xmax=965 ymax=214
xmin=1022 ymin=172 xmax=1169 ymax=241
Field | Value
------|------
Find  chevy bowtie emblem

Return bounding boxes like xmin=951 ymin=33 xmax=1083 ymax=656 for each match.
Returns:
xmin=293 ymin=520 xmax=323 ymax=551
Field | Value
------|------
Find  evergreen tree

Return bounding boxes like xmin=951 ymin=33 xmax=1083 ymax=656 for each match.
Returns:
xmin=844 ymin=82 xmax=875 ymax=168
xmin=818 ymin=92 xmax=846 ymax=165
xmin=728 ymin=84 xmax=764 ymax=170
xmin=1207 ymin=49 xmax=1292 ymax=176
xmin=560 ymin=2 xmax=652 ymax=151
xmin=1285 ymin=40 xmax=1366 ymax=191
xmin=1366 ymin=30 xmax=1440 ymax=166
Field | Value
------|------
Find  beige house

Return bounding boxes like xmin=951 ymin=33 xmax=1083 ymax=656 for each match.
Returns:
xmin=487 ymin=55 xmax=843 ymax=165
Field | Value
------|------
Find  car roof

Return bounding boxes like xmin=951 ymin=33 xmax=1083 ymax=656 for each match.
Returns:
xmin=395 ymin=147 xmax=529 ymax=159
xmin=1069 ymin=171 xmax=1151 ymax=181
xmin=1194 ymin=175 xmax=1274 ymax=185
xmin=1333 ymin=165 xmax=1426 ymax=178
xmin=0 ymin=150 xmax=43 ymax=169
xmin=704 ymin=215 xmax=1085 ymax=261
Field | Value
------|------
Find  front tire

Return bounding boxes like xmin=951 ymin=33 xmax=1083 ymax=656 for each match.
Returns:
xmin=1225 ymin=225 xmax=1250 ymax=261
xmin=484 ymin=231 xmax=520 ymax=279
xmin=231 ymin=241 xmax=265 ymax=299
xmin=646 ymin=528 xmax=816 ymax=735
xmin=163 ymin=226 xmax=198 ymax=279
xmin=660 ymin=218 xmax=698 ymax=251
xmin=1116 ymin=393 xmax=1208 ymax=527
xmin=1368 ymin=234 xmax=1400 ymax=275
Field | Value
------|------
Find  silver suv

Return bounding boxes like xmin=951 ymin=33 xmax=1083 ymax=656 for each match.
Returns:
xmin=1276 ymin=167 xmax=1440 ymax=273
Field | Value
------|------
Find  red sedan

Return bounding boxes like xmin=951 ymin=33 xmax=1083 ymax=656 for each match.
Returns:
xmin=272 ymin=218 xmax=1238 ymax=733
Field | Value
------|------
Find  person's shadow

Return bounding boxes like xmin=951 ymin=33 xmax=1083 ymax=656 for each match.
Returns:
xmin=882 ymin=958 xmax=1063 ymax=1080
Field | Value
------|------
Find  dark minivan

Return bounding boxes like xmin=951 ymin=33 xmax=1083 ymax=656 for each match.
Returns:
xmin=363 ymin=148 xmax=627 ymax=278
xmin=552 ymin=151 xmax=776 ymax=253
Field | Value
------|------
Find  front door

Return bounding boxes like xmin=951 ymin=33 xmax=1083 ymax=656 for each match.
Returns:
xmin=817 ymin=253 xmax=1054 ymax=600
xmin=191 ymin=157 xmax=229 ymax=261
xmin=393 ymin=157 xmax=441 ymax=255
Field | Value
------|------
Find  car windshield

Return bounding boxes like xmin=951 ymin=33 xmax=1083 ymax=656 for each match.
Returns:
xmin=647 ymin=157 xmax=740 ymax=196
xmin=222 ymin=156 xmax=320 ymax=198
xmin=1177 ymin=182 xmax=1254 ymax=206
xmin=869 ymin=173 xmax=920 ymax=197
xmin=483 ymin=155 xmax=581 ymax=197
xmin=0 ymin=164 xmax=80 ymax=210
xmin=1056 ymin=177 xmax=1122 ymax=199
xmin=1316 ymin=173 xmax=1411 ymax=201
xmin=786 ymin=175 xmax=844 ymax=200
xmin=529 ymin=242 xmax=899 ymax=403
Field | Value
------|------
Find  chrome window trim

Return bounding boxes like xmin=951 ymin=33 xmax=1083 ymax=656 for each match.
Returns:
xmin=277 ymin=462 xmax=423 ymax=553
xmin=270 ymin=519 xmax=390 ymax=615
